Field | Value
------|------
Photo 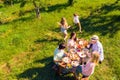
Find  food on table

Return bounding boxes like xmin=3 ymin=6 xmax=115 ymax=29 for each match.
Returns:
xmin=70 ymin=53 xmax=79 ymax=60
xmin=62 ymin=57 xmax=71 ymax=63
xmin=71 ymin=61 xmax=79 ymax=67
xmin=77 ymin=51 xmax=86 ymax=58
xmin=80 ymin=53 xmax=86 ymax=58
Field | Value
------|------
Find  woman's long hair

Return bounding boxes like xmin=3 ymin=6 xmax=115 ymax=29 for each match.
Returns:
xmin=60 ymin=17 xmax=68 ymax=27
xmin=70 ymin=32 xmax=77 ymax=41
xmin=91 ymin=51 xmax=100 ymax=65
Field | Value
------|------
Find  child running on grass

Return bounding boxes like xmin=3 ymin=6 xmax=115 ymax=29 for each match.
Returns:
xmin=73 ymin=13 xmax=82 ymax=33
xmin=58 ymin=17 xmax=70 ymax=41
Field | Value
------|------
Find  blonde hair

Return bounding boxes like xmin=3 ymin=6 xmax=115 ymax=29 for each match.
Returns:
xmin=91 ymin=51 xmax=100 ymax=65
xmin=60 ymin=17 xmax=68 ymax=27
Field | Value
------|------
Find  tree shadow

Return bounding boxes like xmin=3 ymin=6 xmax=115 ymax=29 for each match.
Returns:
xmin=18 ymin=8 xmax=35 ymax=16
xmin=51 ymin=27 xmax=60 ymax=33
xmin=34 ymin=37 xmax=64 ymax=45
xmin=0 ymin=5 xmax=3 ymax=8
xmin=1 ymin=2 xmax=69 ymax=25
xmin=46 ymin=3 xmax=69 ymax=13
xmin=17 ymin=56 xmax=75 ymax=80
xmin=81 ymin=0 xmax=120 ymax=37
xmin=0 ymin=15 xmax=34 ymax=25
xmin=3 ymin=0 xmax=25 ymax=5
xmin=18 ymin=3 xmax=69 ymax=15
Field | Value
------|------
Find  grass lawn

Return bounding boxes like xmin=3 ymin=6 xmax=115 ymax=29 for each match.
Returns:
xmin=0 ymin=0 xmax=120 ymax=80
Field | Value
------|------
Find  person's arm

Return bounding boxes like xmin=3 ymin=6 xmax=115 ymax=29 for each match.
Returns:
xmin=54 ymin=54 xmax=62 ymax=62
xmin=67 ymin=26 xmax=71 ymax=29
xmin=64 ymin=51 xmax=70 ymax=57
xmin=97 ymin=43 xmax=104 ymax=61
xmin=54 ymin=60 xmax=62 ymax=63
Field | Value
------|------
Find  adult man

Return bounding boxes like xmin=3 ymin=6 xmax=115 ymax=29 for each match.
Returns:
xmin=90 ymin=35 xmax=104 ymax=63
xmin=54 ymin=43 xmax=66 ymax=63
xmin=53 ymin=43 xmax=67 ymax=75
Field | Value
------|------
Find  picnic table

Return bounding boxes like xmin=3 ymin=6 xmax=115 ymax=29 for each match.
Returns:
xmin=58 ymin=47 xmax=91 ymax=75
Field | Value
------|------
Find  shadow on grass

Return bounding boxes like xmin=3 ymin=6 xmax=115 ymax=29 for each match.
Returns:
xmin=51 ymin=27 xmax=60 ymax=33
xmin=0 ymin=15 xmax=35 ymax=25
xmin=34 ymin=37 xmax=63 ymax=44
xmin=46 ymin=3 xmax=69 ymax=13
xmin=81 ymin=0 xmax=120 ymax=37
xmin=0 ymin=3 xmax=69 ymax=25
xmin=17 ymin=56 xmax=75 ymax=80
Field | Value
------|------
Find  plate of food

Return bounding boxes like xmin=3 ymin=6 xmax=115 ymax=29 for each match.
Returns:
xmin=62 ymin=57 xmax=71 ymax=63
xmin=69 ymin=53 xmax=79 ymax=60
xmin=79 ymin=53 xmax=86 ymax=58
xmin=77 ymin=51 xmax=86 ymax=58
xmin=71 ymin=61 xmax=79 ymax=67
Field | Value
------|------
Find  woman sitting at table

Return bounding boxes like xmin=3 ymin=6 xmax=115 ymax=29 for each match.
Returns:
xmin=73 ymin=51 xmax=100 ymax=80
xmin=67 ymin=32 xmax=77 ymax=51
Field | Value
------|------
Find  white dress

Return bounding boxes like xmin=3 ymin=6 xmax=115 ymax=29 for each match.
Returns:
xmin=73 ymin=16 xmax=80 ymax=24
xmin=61 ymin=25 xmax=67 ymax=34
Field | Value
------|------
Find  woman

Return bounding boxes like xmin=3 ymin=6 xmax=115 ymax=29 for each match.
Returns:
xmin=67 ymin=32 xmax=77 ymax=51
xmin=74 ymin=51 xmax=100 ymax=80
xmin=59 ymin=17 xmax=70 ymax=40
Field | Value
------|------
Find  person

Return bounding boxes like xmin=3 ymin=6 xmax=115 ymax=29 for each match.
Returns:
xmin=90 ymin=35 xmax=104 ymax=64
xmin=53 ymin=43 xmax=68 ymax=75
xmin=73 ymin=13 xmax=82 ymax=33
xmin=74 ymin=51 xmax=100 ymax=80
xmin=54 ymin=43 xmax=66 ymax=64
xmin=67 ymin=32 xmax=77 ymax=51
xmin=58 ymin=17 xmax=70 ymax=40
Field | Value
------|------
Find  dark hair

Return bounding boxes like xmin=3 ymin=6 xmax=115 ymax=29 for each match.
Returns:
xmin=60 ymin=17 xmax=66 ymax=25
xmin=73 ymin=13 xmax=77 ymax=16
xmin=58 ymin=43 xmax=66 ymax=49
xmin=70 ymin=32 xmax=77 ymax=41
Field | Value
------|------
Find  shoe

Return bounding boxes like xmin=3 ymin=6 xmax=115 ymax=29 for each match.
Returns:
xmin=99 ymin=61 xmax=102 ymax=64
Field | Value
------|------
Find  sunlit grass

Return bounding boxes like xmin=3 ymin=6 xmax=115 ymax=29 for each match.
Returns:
xmin=0 ymin=0 xmax=120 ymax=80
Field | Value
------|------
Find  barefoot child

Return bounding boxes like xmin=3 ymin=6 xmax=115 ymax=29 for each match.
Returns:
xmin=73 ymin=13 xmax=82 ymax=33
xmin=58 ymin=17 xmax=70 ymax=40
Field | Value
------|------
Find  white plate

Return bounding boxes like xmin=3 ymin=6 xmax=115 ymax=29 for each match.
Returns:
xmin=71 ymin=61 xmax=79 ymax=67
xmin=77 ymin=52 xmax=86 ymax=58
xmin=62 ymin=57 xmax=71 ymax=63
xmin=80 ymin=54 xmax=86 ymax=58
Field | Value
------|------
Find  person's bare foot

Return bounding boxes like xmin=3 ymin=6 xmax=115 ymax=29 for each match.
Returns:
xmin=80 ymin=31 xmax=82 ymax=33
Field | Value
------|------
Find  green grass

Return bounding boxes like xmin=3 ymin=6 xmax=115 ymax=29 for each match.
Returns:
xmin=0 ymin=0 xmax=120 ymax=80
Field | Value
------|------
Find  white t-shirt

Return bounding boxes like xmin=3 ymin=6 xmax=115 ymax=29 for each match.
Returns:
xmin=54 ymin=48 xmax=64 ymax=61
xmin=73 ymin=16 xmax=80 ymax=24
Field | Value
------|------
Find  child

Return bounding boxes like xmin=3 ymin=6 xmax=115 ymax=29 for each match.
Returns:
xmin=58 ymin=17 xmax=70 ymax=40
xmin=73 ymin=51 xmax=100 ymax=80
xmin=73 ymin=13 xmax=82 ymax=33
